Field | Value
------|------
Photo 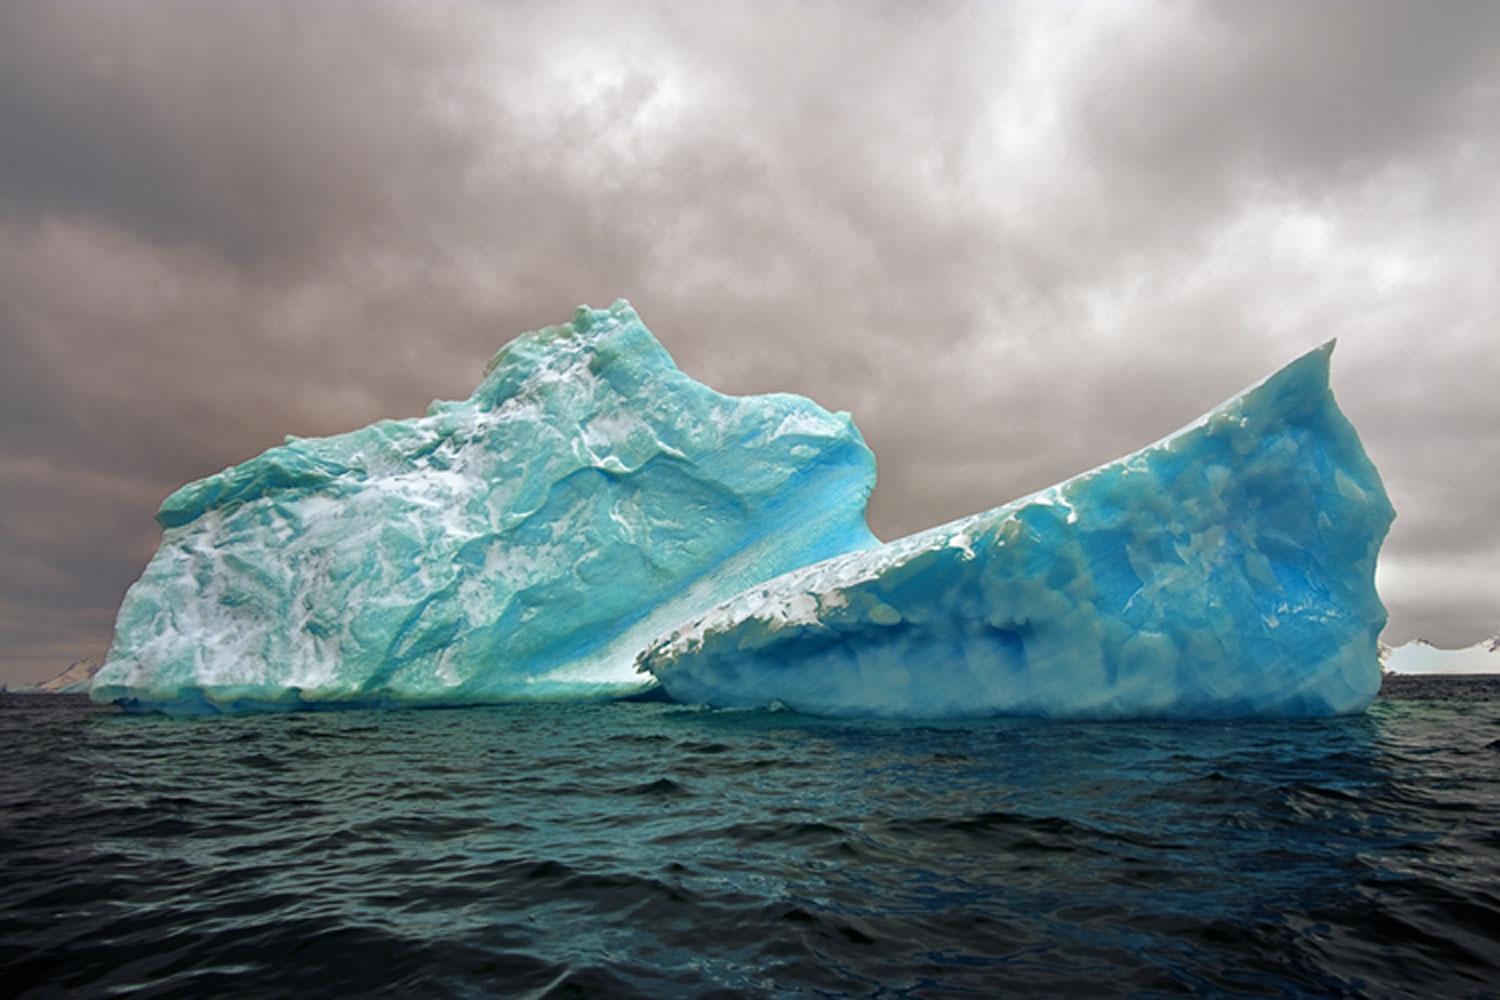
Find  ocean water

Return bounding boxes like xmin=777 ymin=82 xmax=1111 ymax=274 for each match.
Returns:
xmin=3 ymin=678 xmax=1498 ymax=998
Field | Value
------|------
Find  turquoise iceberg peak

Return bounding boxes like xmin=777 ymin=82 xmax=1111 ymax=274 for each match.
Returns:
xmin=640 ymin=341 xmax=1396 ymax=720
xmin=94 ymin=300 xmax=878 ymax=712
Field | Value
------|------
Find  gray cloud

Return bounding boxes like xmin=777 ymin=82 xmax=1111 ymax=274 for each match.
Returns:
xmin=1 ymin=0 xmax=1497 ymax=683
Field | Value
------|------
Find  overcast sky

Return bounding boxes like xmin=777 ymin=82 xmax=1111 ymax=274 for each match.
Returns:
xmin=2 ymin=0 xmax=1497 ymax=684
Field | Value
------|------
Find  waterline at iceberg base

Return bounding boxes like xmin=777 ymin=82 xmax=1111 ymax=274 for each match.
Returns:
xmin=641 ymin=342 xmax=1394 ymax=720
xmin=91 ymin=302 xmax=877 ymax=713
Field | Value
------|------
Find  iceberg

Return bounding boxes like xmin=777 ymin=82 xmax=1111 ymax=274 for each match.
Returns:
xmin=92 ymin=301 xmax=877 ymax=712
xmin=1383 ymin=637 xmax=1500 ymax=675
xmin=32 ymin=659 xmax=101 ymax=694
xmin=640 ymin=343 xmax=1395 ymax=719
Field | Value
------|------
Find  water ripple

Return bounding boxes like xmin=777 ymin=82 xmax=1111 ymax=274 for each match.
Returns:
xmin=2 ymin=679 xmax=1499 ymax=996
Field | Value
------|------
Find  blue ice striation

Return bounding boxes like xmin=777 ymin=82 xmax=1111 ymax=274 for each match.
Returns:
xmin=91 ymin=301 xmax=877 ymax=712
xmin=640 ymin=343 xmax=1395 ymax=719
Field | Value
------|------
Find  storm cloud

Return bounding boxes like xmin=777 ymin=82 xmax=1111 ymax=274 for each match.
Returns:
xmin=2 ymin=0 xmax=1497 ymax=683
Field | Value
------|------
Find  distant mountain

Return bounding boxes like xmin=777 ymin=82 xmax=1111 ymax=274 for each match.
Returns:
xmin=34 ymin=659 xmax=102 ymax=694
xmin=1382 ymin=637 xmax=1500 ymax=675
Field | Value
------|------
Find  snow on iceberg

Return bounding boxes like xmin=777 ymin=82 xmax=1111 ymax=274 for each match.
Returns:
xmin=640 ymin=342 xmax=1395 ymax=720
xmin=92 ymin=301 xmax=877 ymax=712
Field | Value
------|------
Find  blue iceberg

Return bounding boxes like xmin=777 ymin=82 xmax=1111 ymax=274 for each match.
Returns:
xmin=92 ymin=301 xmax=877 ymax=712
xmin=640 ymin=343 xmax=1394 ymax=719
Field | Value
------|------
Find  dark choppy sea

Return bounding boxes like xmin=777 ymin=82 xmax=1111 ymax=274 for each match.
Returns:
xmin=3 ymin=677 xmax=1498 ymax=998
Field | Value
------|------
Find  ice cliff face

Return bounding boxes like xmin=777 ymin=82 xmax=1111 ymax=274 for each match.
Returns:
xmin=92 ymin=301 xmax=877 ymax=712
xmin=640 ymin=343 xmax=1395 ymax=719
